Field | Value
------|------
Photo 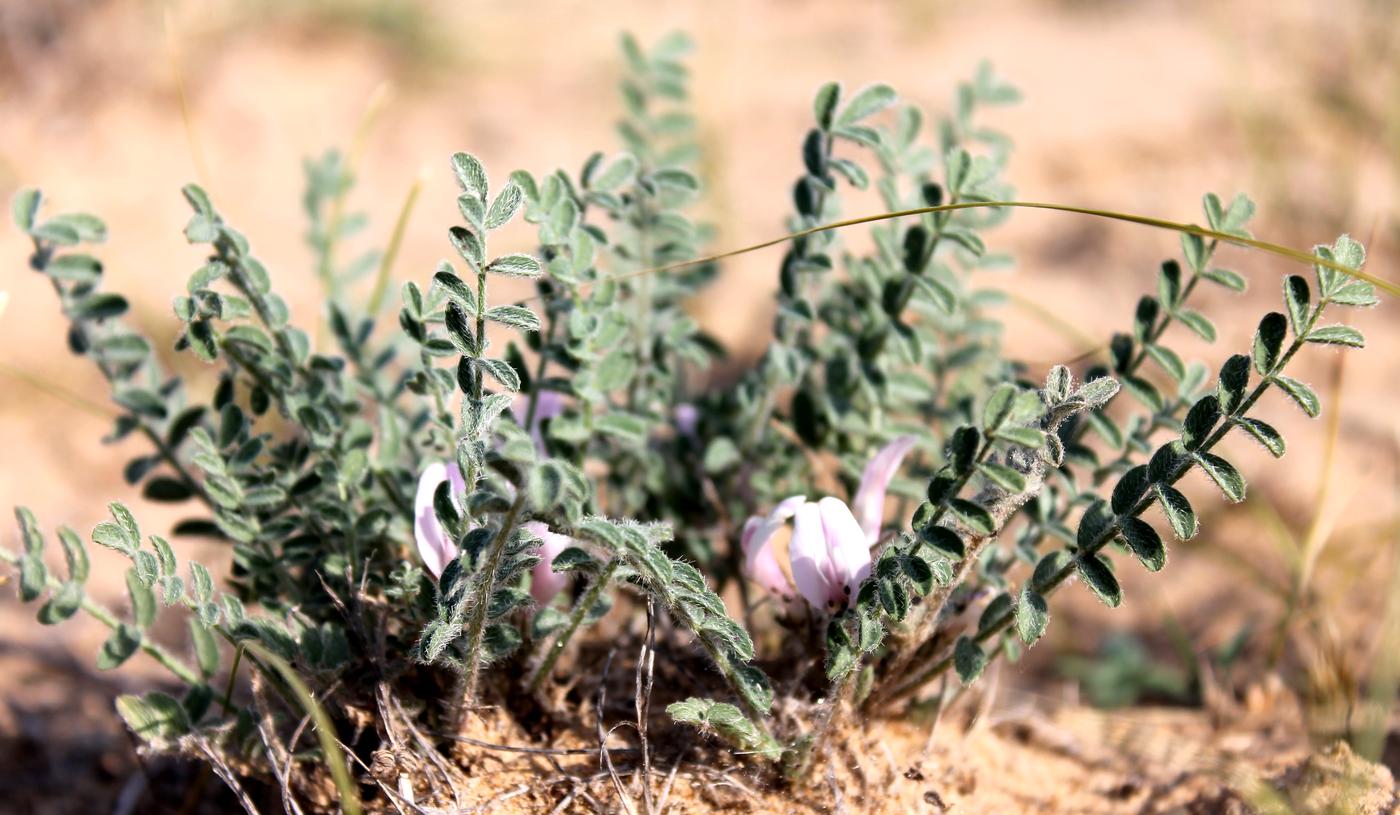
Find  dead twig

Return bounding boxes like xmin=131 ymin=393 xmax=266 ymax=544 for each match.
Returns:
xmin=190 ymin=735 xmax=261 ymax=815
xmin=390 ymin=695 xmax=464 ymax=809
xmin=597 ymin=649 xmax=637 ymax=815
xmin=635 ymin=597 xmax=657 ymax=814
xmin=432 ymin=731 xmax=640 ymax=756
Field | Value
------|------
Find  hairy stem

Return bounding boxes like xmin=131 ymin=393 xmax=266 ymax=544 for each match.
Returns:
xmin=460 ymin=496 xmax=525 ymax=709
xmin=527 ymin=557 xmax=619 ymax=692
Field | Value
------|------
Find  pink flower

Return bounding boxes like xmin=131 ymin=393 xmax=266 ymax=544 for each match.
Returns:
xmin=512 ymin=390 xmax=566 ymax=454
xmin=414 ymin=462 xmax=574 ymax=604
xmin=414 ymin=461 xmax=467 ymax=579
xmin=524 ymin=521 xmax=572 ymax=604
xmin=740 ymin=495 xmax=808 ymax=601
xmin=674 ymin=403 xmax=700 ymax=438
xmin=739 ymin=436 xmax=915 ymax=613
xmin=851 ymin=435 xmax=917 ymax=543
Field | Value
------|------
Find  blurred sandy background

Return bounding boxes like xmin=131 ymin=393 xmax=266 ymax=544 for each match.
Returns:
xmin=1 ymin=0 xmax=1399 ymax=809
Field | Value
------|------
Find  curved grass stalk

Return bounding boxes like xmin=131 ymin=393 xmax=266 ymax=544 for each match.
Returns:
xmin=164 ymin=7 xmax=213 ymax=195
xmin=0 ymin=361 xmax=118 ymax=419
xmin=366 ymin=169 xmax=426 ymax=315
xmin=240 ymin=641 xmax=363 ymax=815
xmin=321 ymin=81 xmax=394 ymax=294
xmin=572 ymin=200 xmax=1397 ymax=298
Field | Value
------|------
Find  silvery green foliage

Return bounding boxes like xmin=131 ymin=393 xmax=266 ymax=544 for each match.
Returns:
xmin=2 ymin=33 xmax=1378 ymax=795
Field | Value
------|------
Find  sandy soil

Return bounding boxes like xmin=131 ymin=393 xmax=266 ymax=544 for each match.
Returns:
xmin=2 ymin=0 xmax=1399 ymax=811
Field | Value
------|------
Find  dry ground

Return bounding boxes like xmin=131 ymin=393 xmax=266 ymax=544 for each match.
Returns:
xmin=2 ymin=0 xmax=1399 ymax=811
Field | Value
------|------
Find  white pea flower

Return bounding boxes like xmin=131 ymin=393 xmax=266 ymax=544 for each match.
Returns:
xmin=741 ymin=436 xmax=916 ymax=613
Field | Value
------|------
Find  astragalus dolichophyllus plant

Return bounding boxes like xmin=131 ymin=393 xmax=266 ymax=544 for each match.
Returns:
xmin=3 ymin=32 xmax=1386 ymax=812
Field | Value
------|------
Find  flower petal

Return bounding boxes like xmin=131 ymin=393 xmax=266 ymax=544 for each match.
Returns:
xmin=513 ymin=391 xmax=567 ymax=455
xmin=817 ymin=497 xmax=871 ymax=598
xmin=790 ymin=501 xmax=833 ymax=610
xmin=740 ymin=516 xmax=793 ymax=598
xmin=525 ymin=521 xmax=573 ymax=605
xmin=414 ymin=463 xmax=454 ymax=578
xmin=852 ymin=435 xmax=917 ymax=543
xmin=674 ymin=403 xmax=700 ymax=438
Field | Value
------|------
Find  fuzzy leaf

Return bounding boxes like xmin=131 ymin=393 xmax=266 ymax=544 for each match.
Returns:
xmin=1233 ymin=417 xmax=1286 ymax=457
xmin=1111 ymin=465 xmax=1151 ymax=515
xmin=949 ymin=499 xmax=996 ymax=535
xmin=451 ymin=151 xmax=488 ymax=198
xmin=1031 ymin=550 xmax=1072 ymax=592
xmin=1154 ymin=484 xmax=1198 ymax=540
xmin=813 ymin=82 xmax=841 ymax=130
xmin=478 ymin=358 xmax=521 ymax=392
xmin=1202 ymin=267 xmax=1246 ymax=292
xmin=1176 ymin=309 xmax=1217 ymax=342
xmin=995 ymin=426 xmax=1044 ymax=448
xmin=127 ymin=569 xmax=157 ymax=629
xmin=1252 ymin=312 xmax=1288 ymax=375
xmin=1305 ymin=325 xmax=1364 ymax=349
xmin=485 ymin=182 xmax=522 ymax=229
xmin=432 ymin=267 xmax=476 ymax=312
xmin=190 ymin=619 xmax=219 ymax=678
xmin=1195 ymin=452 xmax=1246 ymax=503
xmin=919 ymin=525 xmax=965 ymax=560
xmin=953 ymin=636 xmax=988 ymax=685
xmin=1181 ymin=394 xmax=1221 ymax=450
xmin=838 ymin=83 xmax=896 ymax=126
xmin=1146 ymin=345 xmax=1186 ymax=381
xmin=116 ymin=692 xmax=189 ymax=746
xmin=1216 ymin=354 xmax=1251 ymax=414
xmin=485 ymin=305 xmax=540 ymax=332
xmin=1015 ymin=589 xmax=1049 ymax=645
xmin=486 ymin=253 xmax=543 ymax=279
xmin=982 ymin=383 xmax=1017 ymax=432
xmin=666 ymin=698 xmax=762 ymax=750
xmin=1273 ymin=375 xmax=1320 ymax=418
xmin=1119 ymin=518 xmax=1165 ymax=572
xmin=978 ymin=462 xmax=1026 ymax=493
xmin=1283 ymin=275 xmax=1310 ymax=337
xmin=97 ymin=624 xmax=142 ymax=670
xmin=38 ymin=581 xmax=83 ymax=624
xmin=1076 ymin=555 xmax=1122 ymax=607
